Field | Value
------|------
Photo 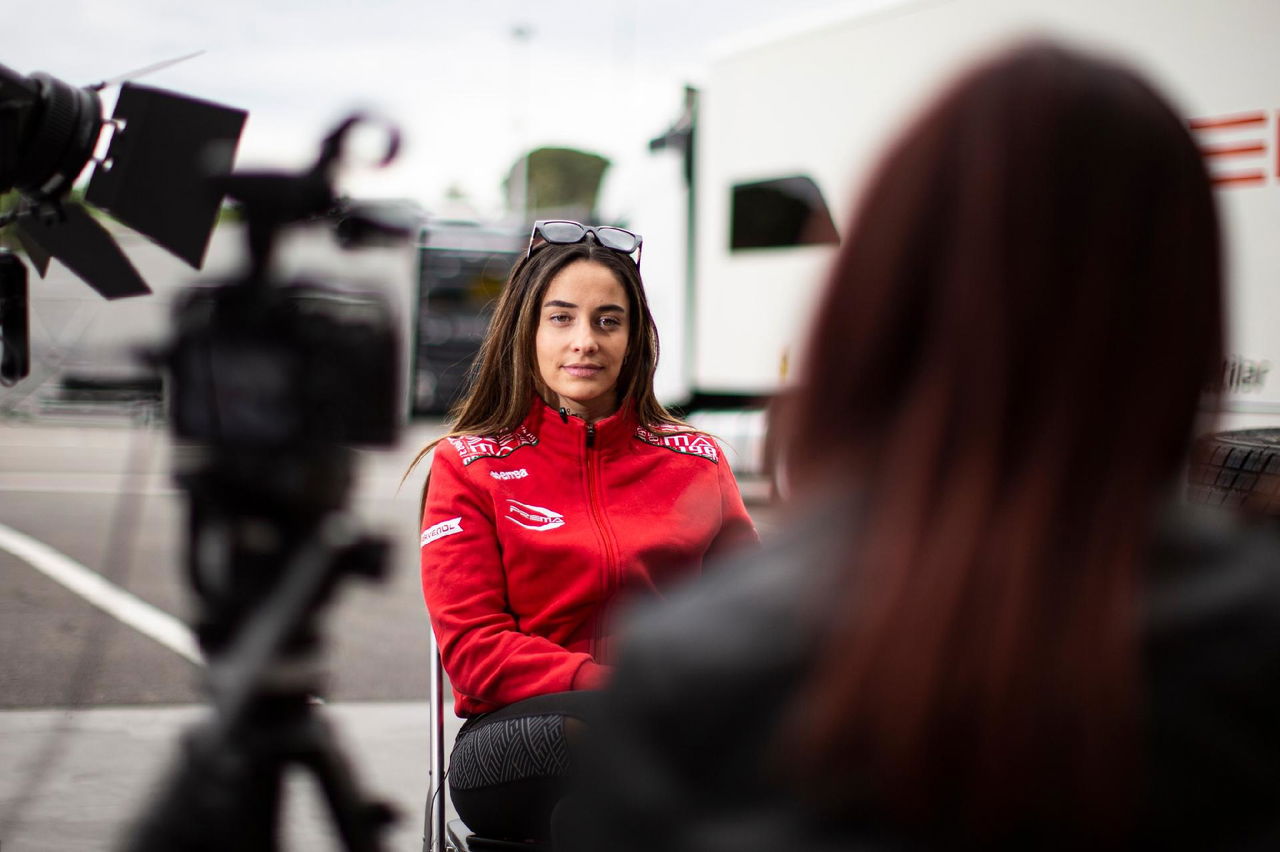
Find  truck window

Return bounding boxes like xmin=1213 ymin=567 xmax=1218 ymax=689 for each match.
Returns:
xmin=415 ymin=246 xmax=517 ymax=415
xmin=729 ymin=176 xmax=840 ymax=250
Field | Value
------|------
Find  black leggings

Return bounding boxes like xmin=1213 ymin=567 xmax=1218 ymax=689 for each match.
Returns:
xmin=449 ymin=690 xmax=601 ymax=844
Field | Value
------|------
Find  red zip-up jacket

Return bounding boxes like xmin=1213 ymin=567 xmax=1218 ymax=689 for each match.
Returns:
xmin=420 ymin=399 xmax=759 ymax=716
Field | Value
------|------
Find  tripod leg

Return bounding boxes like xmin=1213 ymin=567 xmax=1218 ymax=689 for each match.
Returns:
xmin=292 ymin=714 xmax=394 ymax=852
xmin=236 ymin=746 xmax=286 ymax=852
xmin=120 ymin=724 xmax=285 ymax=852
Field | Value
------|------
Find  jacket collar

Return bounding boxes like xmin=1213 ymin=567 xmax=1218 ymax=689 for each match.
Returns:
xmin=526 ymin=396 xmax=637 ymax=454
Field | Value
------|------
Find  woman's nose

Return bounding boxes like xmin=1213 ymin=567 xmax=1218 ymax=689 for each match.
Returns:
xmin=572 ymin=322 xmax=599 ymax=352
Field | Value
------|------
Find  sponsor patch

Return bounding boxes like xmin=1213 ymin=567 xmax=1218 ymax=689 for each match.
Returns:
xmin=504 ymin=499 xmax=565 ymax=532
xmin=490 ymin=469 xmax=529 ymax=481
xmin=448 ymin=427 xmax=538 ymax=466
xmin=634 ymin=427 xmax=720 ymax=463
xmin=421 ymin=516 xmax=464 ymax=547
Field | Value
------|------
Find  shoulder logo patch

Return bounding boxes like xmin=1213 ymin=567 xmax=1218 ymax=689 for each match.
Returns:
xmin=421 ymin=517 xmax=463 ymax=548
xmin=448 ymin=426 xmax=538 ymax=466
xmin=634 ymin=427 xmax=720 ymax=464
xmin=504 ymin=499 xmax=565 ymax=532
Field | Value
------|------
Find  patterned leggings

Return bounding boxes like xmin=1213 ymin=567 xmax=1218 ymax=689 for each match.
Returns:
xmin=449 ymin=690 xmax=601 ymax=844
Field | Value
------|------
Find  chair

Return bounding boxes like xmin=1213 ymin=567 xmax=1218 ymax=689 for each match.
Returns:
xmin=422 ymin=632 xmax=547 ymax=852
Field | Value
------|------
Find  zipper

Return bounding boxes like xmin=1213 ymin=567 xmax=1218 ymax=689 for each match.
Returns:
xmin=582 ymin=417 xmax=618 ymax=659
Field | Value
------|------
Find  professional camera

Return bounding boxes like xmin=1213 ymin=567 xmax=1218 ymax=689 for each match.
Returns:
xmin=163 ymin=119 xmax=402 ymax=451
xmin=4 ymin=59 xmax=410 ymax=851
xmin=166 ymin=276 xmax=400 ymax=448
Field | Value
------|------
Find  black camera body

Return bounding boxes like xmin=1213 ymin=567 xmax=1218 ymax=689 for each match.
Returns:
xmin=161 ymin=113 xmax=407 ymax=453
xmin=167 ymin=277 xmax=400 ymax=449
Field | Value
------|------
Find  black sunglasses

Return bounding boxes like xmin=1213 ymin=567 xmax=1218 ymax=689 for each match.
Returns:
xmin=525 ymin=220 xmax=643 ymax=269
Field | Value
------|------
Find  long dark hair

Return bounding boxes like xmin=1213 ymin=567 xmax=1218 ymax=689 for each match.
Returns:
xmin=780 ymin=40 xmax=1222 ymax=841
xmin=408 ymin=239 xmax=685 ymax=474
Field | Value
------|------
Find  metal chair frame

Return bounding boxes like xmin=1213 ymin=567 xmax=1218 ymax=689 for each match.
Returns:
xmin=423 ymin=631 xmax=550 ymax=852
xmin=424 ymin=630 xmax=449 ymax=852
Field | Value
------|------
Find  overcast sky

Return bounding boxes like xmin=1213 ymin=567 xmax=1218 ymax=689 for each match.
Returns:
xmin=5 ymin=0 xmax=876 ymax=217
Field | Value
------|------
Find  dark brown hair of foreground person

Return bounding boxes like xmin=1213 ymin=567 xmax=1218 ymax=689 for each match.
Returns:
xmin=777 ymin=41 xmax=1222 ymax=842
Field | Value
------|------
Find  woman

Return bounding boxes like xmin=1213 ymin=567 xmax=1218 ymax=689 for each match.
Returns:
xmin=413 ymin=220 xmax=757 ymax=844
xmin=581 ymin=40 xmax=1280 ymax=850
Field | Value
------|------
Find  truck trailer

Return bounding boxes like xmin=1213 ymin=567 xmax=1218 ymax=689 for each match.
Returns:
xmin=632 ymin=0 xmax=1280 ymax=484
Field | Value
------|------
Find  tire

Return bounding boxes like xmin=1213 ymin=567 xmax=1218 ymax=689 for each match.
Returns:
xmin=1186 ymin=429 xmax=1280 ymax=516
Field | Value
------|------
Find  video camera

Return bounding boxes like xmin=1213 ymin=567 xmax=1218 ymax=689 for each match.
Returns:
xmin=1 ymin=60 xmax=413 ymax=850
xmin=163 ymin=113 xmax=403 ymax=450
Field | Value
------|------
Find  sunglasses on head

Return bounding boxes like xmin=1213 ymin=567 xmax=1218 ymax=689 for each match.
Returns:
xmin=526 ymin=220 xmax=643 ymax=269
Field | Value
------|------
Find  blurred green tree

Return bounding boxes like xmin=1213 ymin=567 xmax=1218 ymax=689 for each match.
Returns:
xmin=505 ymin=147 xmax=610 ymax=222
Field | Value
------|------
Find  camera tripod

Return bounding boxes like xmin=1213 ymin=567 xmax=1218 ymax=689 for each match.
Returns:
xmin=113 ymin=113 xmax=407 ymax=852
xmin=120 ymin=448 xmax=396 ymax=852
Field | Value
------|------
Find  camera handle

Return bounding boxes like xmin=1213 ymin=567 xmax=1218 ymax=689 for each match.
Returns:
xmin=217 ymin=113 xmax=400 ymax=287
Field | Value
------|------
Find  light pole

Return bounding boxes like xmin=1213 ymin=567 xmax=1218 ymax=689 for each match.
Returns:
xmin=509 ymin=24 xmax=533 ymax=224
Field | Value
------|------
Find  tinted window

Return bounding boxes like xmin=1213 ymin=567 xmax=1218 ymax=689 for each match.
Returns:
xmin=730 ymin=176 xmax=839 ymax=250
xmin=418 ymin=249 xmax=514 ymax=313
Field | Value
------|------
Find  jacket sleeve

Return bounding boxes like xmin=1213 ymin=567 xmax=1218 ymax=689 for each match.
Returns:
xmin=420 ymin=443 xmax=597 ymax=709
xmin=707 ymin=440 xmax=761 ymax=559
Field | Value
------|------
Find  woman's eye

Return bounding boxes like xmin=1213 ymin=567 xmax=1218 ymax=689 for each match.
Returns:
xmin=598 ymin=315 xmax=623 ymax=329
xmin=548 ymin=313 xmax=572 ymax=324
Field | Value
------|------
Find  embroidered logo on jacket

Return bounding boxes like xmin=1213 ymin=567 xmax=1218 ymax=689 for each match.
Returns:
xmin=490 ymin=469 xmax=529 ymax=481
xmin=634 ymin=427 xmax=720 ymax=463
xmin=504 ymin=499 xmax=565 ymax=532
xmin=421 ymin=517 xmax=464 ymax=547
xmin=448 ymin=426 xmax=538 ymax=466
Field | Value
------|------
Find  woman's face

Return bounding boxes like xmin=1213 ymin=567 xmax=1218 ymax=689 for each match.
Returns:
xmin=535 ymin=259 xmax=630 ymax=423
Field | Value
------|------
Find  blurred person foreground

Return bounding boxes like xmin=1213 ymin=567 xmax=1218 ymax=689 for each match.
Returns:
xmin=578 ymin=38 xmax=1280 ymax=852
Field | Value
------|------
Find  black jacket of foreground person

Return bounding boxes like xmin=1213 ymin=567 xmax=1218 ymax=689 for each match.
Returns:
xmin=580 ymin=500 xmax=1280 ymax=851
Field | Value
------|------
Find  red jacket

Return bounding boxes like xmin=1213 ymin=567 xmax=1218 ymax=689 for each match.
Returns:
xmin=420 ymin=399 xmax=759 ymax=715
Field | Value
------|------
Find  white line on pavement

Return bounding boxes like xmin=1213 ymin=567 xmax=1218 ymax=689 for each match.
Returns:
xmin=0 ymin=522 xmax=202 ymax=665
xmin=0 ymin=473 xmax=178 ymax=496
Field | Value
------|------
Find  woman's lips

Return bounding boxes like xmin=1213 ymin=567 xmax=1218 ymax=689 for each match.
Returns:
xmin=563 ymin=364 xmax=603 ymax=378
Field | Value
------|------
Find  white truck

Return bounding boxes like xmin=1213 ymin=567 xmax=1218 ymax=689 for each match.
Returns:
xmin=628 ymin=0 xmax=1280 ymax=484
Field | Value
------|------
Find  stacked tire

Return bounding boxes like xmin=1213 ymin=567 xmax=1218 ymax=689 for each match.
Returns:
xmin=1187 ymin=430 xmax=1280 ymax=517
